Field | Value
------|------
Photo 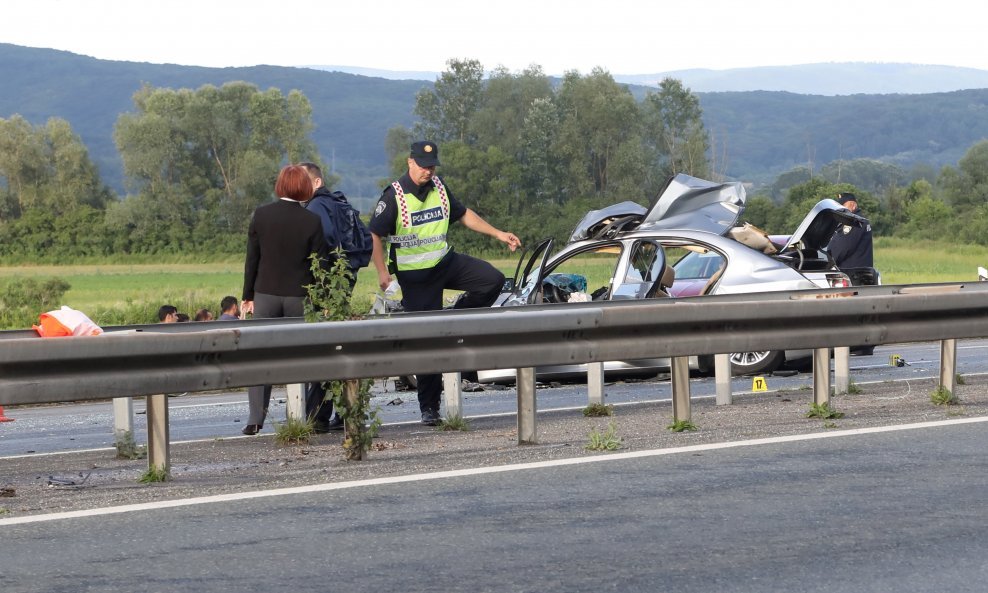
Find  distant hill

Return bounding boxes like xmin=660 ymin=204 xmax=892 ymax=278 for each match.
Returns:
xmin=3 ymin=43 xmax=988 ymax=199
xmin=0 ymin=43 xmax=429 ymax=199
xmin=616 ymin=62 xmax=988 ymax=95
xmin=315 ymin=62 xmax=988 ymax=96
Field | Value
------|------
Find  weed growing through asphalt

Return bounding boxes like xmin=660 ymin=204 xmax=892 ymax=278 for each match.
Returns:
xmin=583 ymin=403 xmax=614 ymax=417
xmin=0 ymin=507 xmax=9 ymax=515
xmin=113 ymin=430 xmax=147 ymax=460
xmin=846 ymin=379 xmax=863 ymax=395
xmin=305 ymin=253 xmax=381 ymax=460
xmin=586 ymin=421 xmax=622 ymax=451
xmin=805 ymin=402 xmax=844 ymax=419
xmin=956 ymin=374 xmax=967 ymax=386
xmin=930 ymin=386 xmax=958 ymax=406
xmin=667 ymin=419 xmax=698 ymax=432
xmin=139 ymin=465 xmax=169 ymax=483
xmin=274 ymin=417 xmax=314 ymax=445
xmin=438 ymin=414 xmax=470 ymax=431
xmin=823 ymin=421 xmax=839 ymax=429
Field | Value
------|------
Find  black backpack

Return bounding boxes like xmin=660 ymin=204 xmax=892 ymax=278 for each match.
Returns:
xmin=310 ymin=191 xmax=373 ymax=270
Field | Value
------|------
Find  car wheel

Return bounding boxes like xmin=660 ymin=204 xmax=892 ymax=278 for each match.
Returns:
xmin=728 ymin=350 xmax=785 ymax=375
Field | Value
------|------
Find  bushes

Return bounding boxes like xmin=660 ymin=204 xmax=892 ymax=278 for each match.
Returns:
xmin=0 ymin=277 xmax=71 ymax=329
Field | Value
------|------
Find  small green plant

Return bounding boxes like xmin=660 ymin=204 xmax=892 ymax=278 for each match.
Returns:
xmin=846 ymin=379 xmax=863 ymax=395
xmin=823 ymin=421 xmax=839 ymax=429
xmin=667 ymin=419 xmax=698 ymax=432
xmin=139 ymin=465 xmax=169 ymax=483
xmin=274 ymin=416 xmax=314 ymax=445
xmin=305 ymin=252 xmax=382 ymax=461
xmin=0 ymin=507 xmax=10 ymax=515
xmin=438 ymin=414 xmax=470 ymax=431
xmin=586 ymin=421 xmax=622 ymax=450
xmin=930 ymin=386 xmax=958 ymax=406
xmin=806 ymin=402 xmax=845 ymax=419
xmin=583 ymin=403 xmax=614 ymax=417
xmin=956 ymin=374 xmax=967 ymax=385
xmin=113 ymin=431 xmax=147 ymax=460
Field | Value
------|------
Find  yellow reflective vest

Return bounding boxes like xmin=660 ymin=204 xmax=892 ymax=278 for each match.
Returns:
xmin=389 ymin=177 xmax=451 ymax=271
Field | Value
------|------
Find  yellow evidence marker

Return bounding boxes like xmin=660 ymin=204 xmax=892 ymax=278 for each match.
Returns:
xmin=752 ymin=376 xmax=768 ymax=392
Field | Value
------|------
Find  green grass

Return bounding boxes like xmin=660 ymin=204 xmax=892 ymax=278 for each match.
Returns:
xmin=585 ymin=421 xmax=622 ymax=451
xmin=138 ymin=465 xmax=169 ymax=483
xmin=873 ymin=237 xmax=988 ymax=284
xmin=0 ymin=239 xmax=983 ymax=330
xmin=667 ymin=419 xmax=698 ymax=432
xmin=582 ymin=403 xmax=614 ymax=417
xmin=805 ymin=402 xmax=845 ymax=419
xmin=930 ymin=386 xmax=958 ymax=406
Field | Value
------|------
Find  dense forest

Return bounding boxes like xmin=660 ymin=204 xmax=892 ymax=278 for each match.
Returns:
xmin=2 ymin=46 xmax=988 ymax=263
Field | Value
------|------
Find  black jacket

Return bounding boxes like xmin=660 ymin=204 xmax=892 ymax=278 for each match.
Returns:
xmin=243 ymin=199 xmax=327 ymax=300
xmin=828 ymin=213 xmax=874 ymax=269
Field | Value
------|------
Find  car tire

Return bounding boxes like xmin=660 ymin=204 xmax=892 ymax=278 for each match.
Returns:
xmin=728 ymin=350 xmax=785 ymax=375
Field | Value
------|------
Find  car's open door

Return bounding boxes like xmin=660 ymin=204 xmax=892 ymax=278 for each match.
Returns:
xmin=494 ymin=238 xmax=554 ymax=307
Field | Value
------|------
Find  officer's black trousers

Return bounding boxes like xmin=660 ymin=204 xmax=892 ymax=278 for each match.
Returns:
xmin=397 ymin=251 xmax=505 ymax=413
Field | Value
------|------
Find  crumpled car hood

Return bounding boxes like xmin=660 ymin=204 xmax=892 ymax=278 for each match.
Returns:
xmin=568 ymin=174 xmax=746 ymax=242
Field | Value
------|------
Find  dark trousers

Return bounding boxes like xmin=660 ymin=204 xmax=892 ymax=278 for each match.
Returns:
xmin=398 ymin=252 xmax=505 ymax=413
xmin=246 ymin=292 xmax=306 ymax=426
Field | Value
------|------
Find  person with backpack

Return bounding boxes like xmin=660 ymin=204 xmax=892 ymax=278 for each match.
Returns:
xmin=300 ymin=161 xmax=373 ymax=432
xmin=300 ymin=162 xmax=372 ymax=291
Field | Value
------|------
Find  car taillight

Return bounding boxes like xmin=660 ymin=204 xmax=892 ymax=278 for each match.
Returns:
xmin=829 ymin=275 xmax=850 ymax=288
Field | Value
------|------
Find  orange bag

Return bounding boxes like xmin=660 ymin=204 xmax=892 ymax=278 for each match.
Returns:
xmin=33 ymin=306 xmax=103 ymax=337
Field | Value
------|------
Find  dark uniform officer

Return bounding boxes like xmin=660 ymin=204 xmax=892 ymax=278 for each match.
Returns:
xmin=829 ymin=191 xmax=877 ymax=355
xmin=369 ymin=140 xmax=522 ymax=425
xmin=828 ymin=192 xmax=873 ymax=269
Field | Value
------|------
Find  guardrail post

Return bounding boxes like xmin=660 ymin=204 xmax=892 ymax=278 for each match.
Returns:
xmin=813 ymin=348 xmax=831 ymax=406
xmin=443 ymin=372 xmax=462 ymax=419
xmin=587 ymin=362 xmax=605 ymax=406
xmin=113 ymin=397 xmax=133 ymax=439
xmin=146 ymin=394 xmax=170 ymax=474
xmin=286 ymin=383 xmax=305 ymax=421
xmin=714 ymin=354 xmax=732 ymax=405
xmin=517 ymin=367 xmax=537 ymax=445
xmin=834 ymin=346 xmax=851 ymax=395
xmin=671 ymin=356 xmax=691 ymax=422
xmin=940 ymin=339 xmax=957 ymax=395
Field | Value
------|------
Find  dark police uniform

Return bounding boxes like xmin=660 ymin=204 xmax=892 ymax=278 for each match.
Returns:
xmin=829 ymin=192 xmax=877 ymax=355
xmin=369 ymin=172 xmax=504 ymax=419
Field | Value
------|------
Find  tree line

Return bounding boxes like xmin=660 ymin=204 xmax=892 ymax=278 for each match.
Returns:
xmin=1 ymin=59 xmax=987 ymax=264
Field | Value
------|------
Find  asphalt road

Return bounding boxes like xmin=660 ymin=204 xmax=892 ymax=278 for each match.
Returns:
xmin=3 ymin=419 xmax=988 ymax=593
xmin=1 ymin=339 xmax=984 ymax=456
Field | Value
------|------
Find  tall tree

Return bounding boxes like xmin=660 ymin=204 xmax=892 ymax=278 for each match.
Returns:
xmin=0 ymin=115 xmax=110 ymax=221
xmin=471 ymin=65 xmax=553 ymax=151
xmin=413 ymin=58 xmax=485 ymax=144
xmin=555 ymin=68 xmax=643 ymax=197
xmin=113 ymin=82 xmax=318 ymax=250
xmin=641 ymin=78 xmax=710 ymax=186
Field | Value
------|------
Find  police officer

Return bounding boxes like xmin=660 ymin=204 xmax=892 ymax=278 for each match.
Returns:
xmin=828 ymin=192 xmax=873 ymax=269
xmin=829 ymin=191 xmax=877 ymax=355
xmin=369 ymin=140 xmax=521 ymax=425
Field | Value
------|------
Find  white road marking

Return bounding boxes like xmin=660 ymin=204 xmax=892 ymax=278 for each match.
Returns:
xmin=4 ymin=415 xmax=988 ymax=527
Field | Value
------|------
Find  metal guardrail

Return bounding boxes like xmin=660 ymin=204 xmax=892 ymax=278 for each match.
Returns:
xmin=2 ymin=282 xmax=985 ymax=403
xmin=1 ymin=282 xmax=984 ymax=467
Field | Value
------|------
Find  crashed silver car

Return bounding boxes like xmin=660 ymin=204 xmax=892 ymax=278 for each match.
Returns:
xmin=477 ymin=173 xmax=872 ymax=382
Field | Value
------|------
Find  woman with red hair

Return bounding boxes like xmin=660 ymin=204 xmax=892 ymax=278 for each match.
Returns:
xmin=240 ymin=164 xmax=327 ymax=435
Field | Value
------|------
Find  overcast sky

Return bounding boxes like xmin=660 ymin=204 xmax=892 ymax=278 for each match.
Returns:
xmin=3 ymin=0 xmax=987 ymax=75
